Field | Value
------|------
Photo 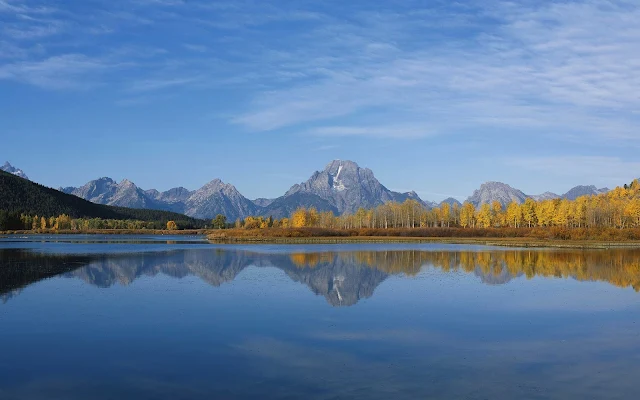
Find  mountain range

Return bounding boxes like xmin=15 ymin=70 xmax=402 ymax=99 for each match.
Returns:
xmin=0 ymin=169 xmax=204 ymax=228
xmin=466 ymin=182 xmax=610 ymax=207
xmin=57 ymin=160 xmax=436 ymax=220
xmin=3 ymin=160 xmax=614 ymax=220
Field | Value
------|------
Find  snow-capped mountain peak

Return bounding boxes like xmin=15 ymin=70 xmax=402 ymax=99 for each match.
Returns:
xmin=1 ymin=162 xmax=29 ymax=180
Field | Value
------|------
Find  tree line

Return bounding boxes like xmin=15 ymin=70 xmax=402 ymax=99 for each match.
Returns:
xmin=0 ymin=213 xmax=192 ymax=231
xmin=229 ymin=179 xmax=640 ymax=230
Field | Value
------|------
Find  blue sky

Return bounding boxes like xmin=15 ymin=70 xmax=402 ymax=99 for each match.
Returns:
xmin=2 ymin=0 xmax=640 ymax=201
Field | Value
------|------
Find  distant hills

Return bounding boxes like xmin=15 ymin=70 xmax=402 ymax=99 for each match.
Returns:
xmin=2 ymin=160 xmax=616 ymax=220
xmin=0 ymin=170 xmax=204 ymax=228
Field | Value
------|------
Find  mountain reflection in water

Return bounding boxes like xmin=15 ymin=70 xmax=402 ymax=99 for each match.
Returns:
xmin=2 ymin=248 xmax=640 ymax=306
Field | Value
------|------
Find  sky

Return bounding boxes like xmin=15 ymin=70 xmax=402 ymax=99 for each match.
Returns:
xmin=1 ymin=0 xmax=640 ymax=202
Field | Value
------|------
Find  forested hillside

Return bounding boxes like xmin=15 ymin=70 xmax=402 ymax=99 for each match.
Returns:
xmin=0 ymin=171 xmax=204 ymax=230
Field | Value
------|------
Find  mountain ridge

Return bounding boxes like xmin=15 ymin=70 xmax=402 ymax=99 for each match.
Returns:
xmin=277 ymin=160 xmax=433 ymax=215
xmin=466 ymin=181 xmax=612 ymax=207
xmin=3 ymin=160 xmax=621 ymax=220
xmin=0 ymin=170 xmax=204 ymax=228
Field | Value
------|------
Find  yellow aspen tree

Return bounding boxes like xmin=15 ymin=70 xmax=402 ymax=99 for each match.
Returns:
xmin=554 ymin=199 xmax=571 ymax=227
xmin=291 ymin=208 xmax=307 ymax=228
xmin=476 ymin=204 xmax=492 ymax=228
xmin=573 ymin=196 xmax=588 ymax=227
xmin=625 ymin=198 xmax=640 ymax=227
xmin=307 ymin=207 xmax=319 ymax=227
xmin=491 ymin=201 xmax=503 ymax=227
xmin=355 ymin=208 xmax=367 ymax=228
xmin=441 ymin=203 xmax=451 ymax=227
xmin=522 ymin=198 xmax=537 ymax=227
xmin=452 ymin=203 xmax=460 ymax=226
xmin=506 ymin=201 xmax=522 ymax=228
xmin=536 ymin=200 xmax=556 ymax=227
xmin=433 ymin=207 xmax=441 ymax=227
xmin=460 ymin=203 xmax=476 ymax=228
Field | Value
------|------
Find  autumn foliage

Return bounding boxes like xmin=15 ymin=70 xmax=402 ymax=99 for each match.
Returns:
xmin=223 ymin=179 xmax=640 ymax=240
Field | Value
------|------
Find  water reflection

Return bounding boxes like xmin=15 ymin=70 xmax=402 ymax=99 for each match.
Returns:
xmin=2 ymin=248 xmax=640 ymax=305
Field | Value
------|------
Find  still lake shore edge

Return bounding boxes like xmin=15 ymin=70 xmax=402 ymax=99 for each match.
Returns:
xmin=0 ymin=229 xmax=206 ymax=236
xmin=206 ymin=227 xmax=640 ymax=248
xmin=207 ymin=236 xmax=640 ymax=249
xmin=3 ymin=228 xmax=640 ymax=249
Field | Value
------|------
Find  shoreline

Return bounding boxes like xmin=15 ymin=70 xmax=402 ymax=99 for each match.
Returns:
xmin=206 ymin=235 xmax=640 ymax=249
xmin=2 ymin=230 xmax=640 ymax=249
xmin=0 ymin=229 xmax=206 ymax=236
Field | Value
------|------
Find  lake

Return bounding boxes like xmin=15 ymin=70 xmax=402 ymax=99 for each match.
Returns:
xmin=1 ymin=235 xmax=639 ymax=399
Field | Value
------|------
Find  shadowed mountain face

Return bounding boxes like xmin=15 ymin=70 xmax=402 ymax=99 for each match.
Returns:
xmin=3 ymin=248 xmax=640 ymax=306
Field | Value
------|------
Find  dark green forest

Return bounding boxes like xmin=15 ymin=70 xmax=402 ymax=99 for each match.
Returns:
xmin=0 ymin=170 xmax=205 ymax=230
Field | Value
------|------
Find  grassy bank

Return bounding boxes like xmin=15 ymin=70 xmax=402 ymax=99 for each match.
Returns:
xmin=206 ymin=227 xmax=640 ymax=249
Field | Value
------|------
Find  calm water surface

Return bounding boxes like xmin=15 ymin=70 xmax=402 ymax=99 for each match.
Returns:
xmin=1 ymin=235 xmax=639 ymax=399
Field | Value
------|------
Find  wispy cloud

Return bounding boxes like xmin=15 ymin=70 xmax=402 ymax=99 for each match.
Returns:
xmin=314 ymin=144 xmax=339 ymax=151
xmin=129 ymin=76 xmax=199 ymax=92
xmin=229 ymin=0 xmax=640 ymax=141
xmin=306 ymin=125 xmax=435 ymax=139
xmin=2 ymin=0 xmax=640 ymax=145
xmin=0 ymin=0 xmax=55 ymax=14
xmin=0 ymin=54 xmax=126 ymax=89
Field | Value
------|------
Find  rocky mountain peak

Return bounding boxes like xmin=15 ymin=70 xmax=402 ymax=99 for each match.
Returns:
xmin=200 ymin=178 xmax=238 ymax=194
xmin=467 ymin=181 xmax=528 ymax=207
xmin=440 ymin=197 xmax=462 ymax=207
xmin=530 ymin=191 xmax=560 ymax=201
xmin=278 ymin=160 xmax=429 ymax=215
xmin=1 ymin=162 xmax=29 ymax=180
xmin=184 ymin=179 xmax=257 ymax=220
xmin=562 ymin=185 xmax=609 ymax=200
